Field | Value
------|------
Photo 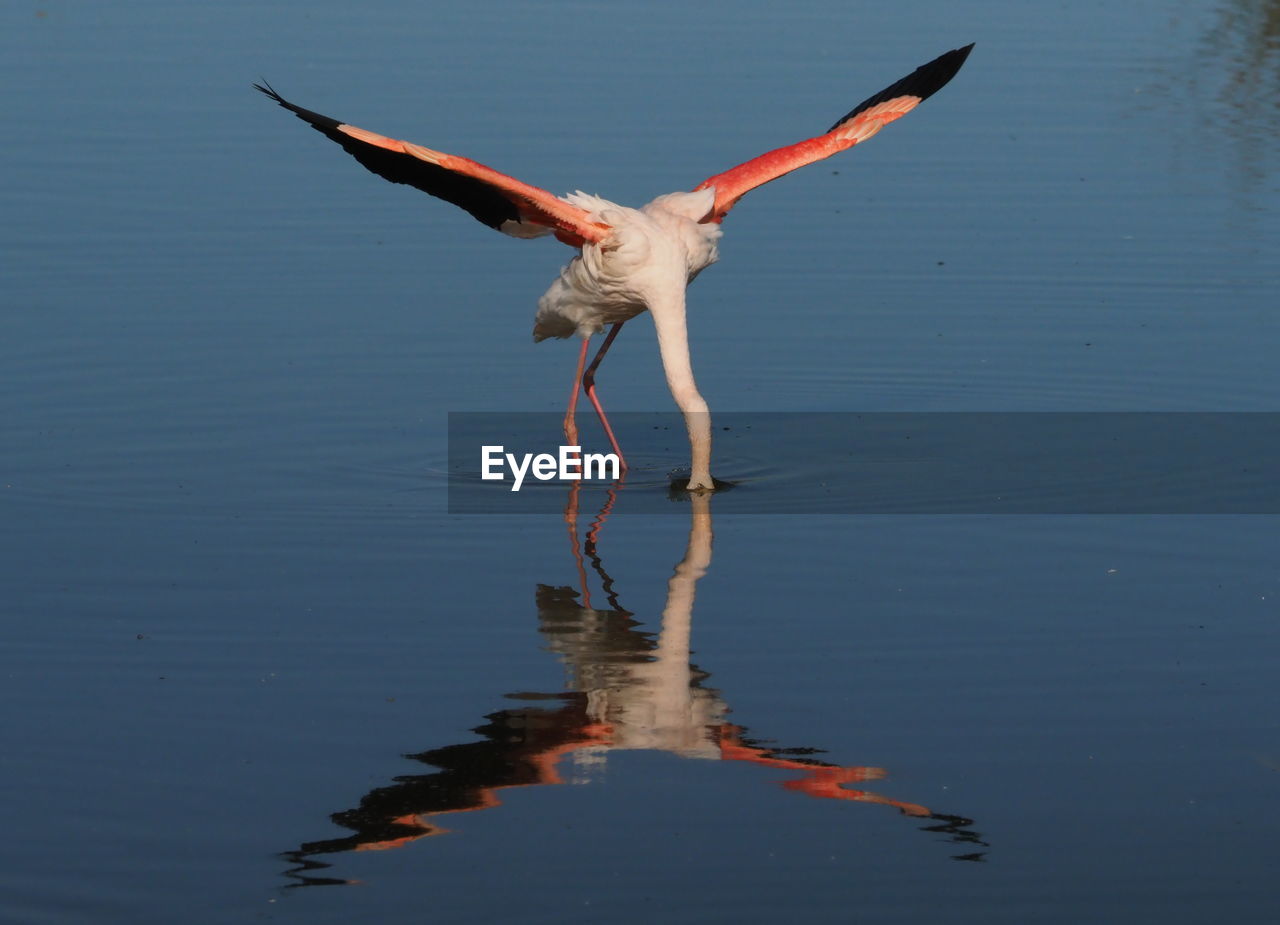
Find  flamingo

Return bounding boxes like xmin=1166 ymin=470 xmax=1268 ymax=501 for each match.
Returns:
xmin=255 ymin=44 xmax=973 ymax=491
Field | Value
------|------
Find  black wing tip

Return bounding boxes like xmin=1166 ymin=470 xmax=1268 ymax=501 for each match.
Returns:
xmin=250 ymin=83 xmax=521 ymax=230
xmin=827 ymin=43 xmax=975 ymax=133
xmin=915 ymin=43 xmax=975 ymax=101
xmin=252 ymin=81 xmax=344 ymax=133
xmin=253 ymin=80 xmax=282 ymax=101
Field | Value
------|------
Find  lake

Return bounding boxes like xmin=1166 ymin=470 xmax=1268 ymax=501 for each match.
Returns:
xmin=3 ymin=1 xmax=1277 ymax=922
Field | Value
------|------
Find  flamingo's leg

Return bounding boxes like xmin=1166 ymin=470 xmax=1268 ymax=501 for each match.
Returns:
xmin=563 ymin=335 xmax=590 ymax=451
xmin=583 ymin=322 xmax=628 ymax=470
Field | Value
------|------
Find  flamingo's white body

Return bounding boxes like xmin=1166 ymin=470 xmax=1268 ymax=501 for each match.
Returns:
xmin=256 ymin=44 xmax=973 ymax=490
xmin=532 ymin=189 xmax=723 ymax=486
xmin=532 ymin=190 xmax=721 ymax=341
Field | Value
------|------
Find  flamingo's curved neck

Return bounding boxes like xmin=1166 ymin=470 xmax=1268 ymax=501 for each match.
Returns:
xmin=649 ymin=289 xmax=713 ymax=491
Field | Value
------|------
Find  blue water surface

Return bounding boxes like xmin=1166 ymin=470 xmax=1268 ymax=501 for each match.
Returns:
xmin=3 ymin=1 xmax=1278 ymax=922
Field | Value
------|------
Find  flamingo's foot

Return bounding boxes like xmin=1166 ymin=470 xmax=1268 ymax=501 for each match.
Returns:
xmin=668 ymin=474 xmax=732 ymax=495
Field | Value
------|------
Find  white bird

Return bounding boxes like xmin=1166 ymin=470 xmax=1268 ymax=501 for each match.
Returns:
xmin=256 ymin=44 xmax=973 ymax=491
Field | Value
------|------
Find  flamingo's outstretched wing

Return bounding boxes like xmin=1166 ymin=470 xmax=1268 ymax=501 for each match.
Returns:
xmin=254 ymin=83 xmax=610 ymax=246
xmin=694 ymin=44 xmax=974 ymax=223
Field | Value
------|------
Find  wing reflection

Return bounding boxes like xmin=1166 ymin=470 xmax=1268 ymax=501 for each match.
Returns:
xmin=282 ymin=485 xmax=985 ymax=886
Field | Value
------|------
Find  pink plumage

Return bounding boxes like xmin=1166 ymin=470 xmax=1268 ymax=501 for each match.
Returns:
xmin=256 ymin=44 xmax=974 ymax=491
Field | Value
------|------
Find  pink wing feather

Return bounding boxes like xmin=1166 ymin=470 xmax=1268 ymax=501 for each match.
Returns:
xmin=255 ymin=83 xmax=610 ymax=247
xmin=694 ymin=44 xmax=974 ymax=223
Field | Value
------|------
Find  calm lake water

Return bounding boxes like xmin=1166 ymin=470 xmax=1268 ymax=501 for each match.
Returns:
xmin=4 ymin=1 xmax=1278 ymax=922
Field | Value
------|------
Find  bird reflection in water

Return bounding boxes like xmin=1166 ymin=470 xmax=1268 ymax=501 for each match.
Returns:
xmin=281 ymin=484 xmax=985 ymax=886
